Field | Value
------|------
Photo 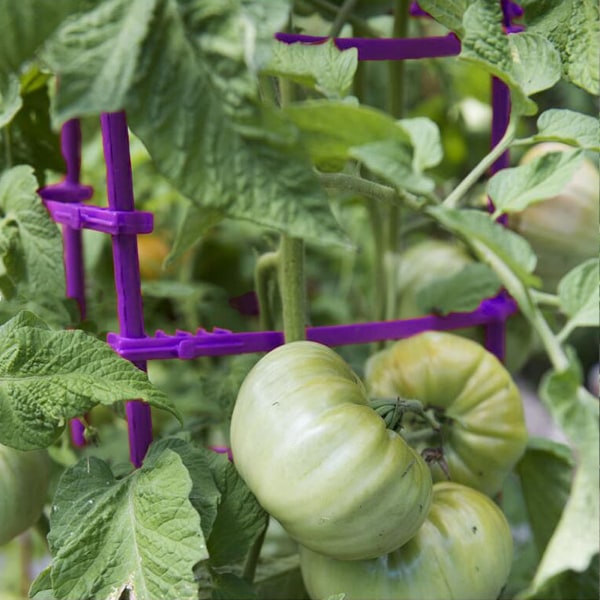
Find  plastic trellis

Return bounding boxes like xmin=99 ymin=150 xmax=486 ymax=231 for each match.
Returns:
xmin=39 ymin=1 xmax=523 ymax=468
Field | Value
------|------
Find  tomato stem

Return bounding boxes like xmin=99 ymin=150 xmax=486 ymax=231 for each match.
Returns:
xmin=242 ymin=519 xmax=268 ymax=584
xmin=442 ymin=117 xmax=517 ymax=209
xmin=255 ymin=250 xmax=279 ymax=331
xmin=278 ymin=235 xmax=306 ymax=342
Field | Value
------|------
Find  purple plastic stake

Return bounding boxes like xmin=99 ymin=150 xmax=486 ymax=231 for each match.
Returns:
xmin=57 ymin=120 xmax=88 ymax=447
xmin=274 ymin=33 xmax=461 ymax=61
xmin=100 ymin=111 xmax=153 ymax=468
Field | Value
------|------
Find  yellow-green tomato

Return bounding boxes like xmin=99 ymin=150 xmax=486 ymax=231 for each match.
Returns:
xmin=366 ymin=331 xmax=527 ymax=496
xmin=0 ymin=443 xmax=51 ymax=545
xmin=230 ymin=341 xmax=433 ymax=561
xmin=300 ymin=481 xmax=514 ymax=600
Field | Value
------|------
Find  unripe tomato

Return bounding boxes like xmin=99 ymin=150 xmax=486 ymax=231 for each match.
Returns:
xmin=509 ymin=142 xmax=599 ymax=291
xmin=365 ymin=331 xmax=527 ymax=496
xmin=230 ymin=341 xmax=433 ymax=560
xmin=137 ymin=233 xmax=170 ymax=280
xmin=300 ymin=481 xmax=514 ymax=600
xmin=0 ymin=444 xmax=51 ymax=545
xmin=396 ymin=238 xmax=473 ymax=318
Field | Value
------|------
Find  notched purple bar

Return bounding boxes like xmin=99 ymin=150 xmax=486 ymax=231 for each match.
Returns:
xmin=274 ymin=32 xmax=461 ymax=61
xmin=107 ymin=293 xmax=517 ymax=362
xmin=39 ymin=181 xmax=94 ymax=203
xmin=44 ymin=200 xmax=154 ymax=235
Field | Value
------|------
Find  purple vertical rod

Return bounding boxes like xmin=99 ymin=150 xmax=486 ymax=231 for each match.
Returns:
xmin=61 ymin=120 xmax=87 ymax=446
xmin=100 ymin=111 xmax=153 ymax=468
xmin=485 ymin=0 xmax=516 ymax=359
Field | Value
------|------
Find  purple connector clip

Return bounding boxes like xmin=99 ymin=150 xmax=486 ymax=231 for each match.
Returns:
xmin=275 ymin=32 xmax=461 ymax=61
xmin=44 ymin=201 xmax=153 ymax=235
xmin=108 ymin=293 xmax=517 ymax=362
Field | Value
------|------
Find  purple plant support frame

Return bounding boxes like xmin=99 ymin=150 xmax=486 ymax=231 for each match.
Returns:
xmin=100 ymin=112 xmax=153 ymax=468
xmin=47 ymin=1 xmax=523 ymax=465
xmin=39 ymin=120 xmax=92 ymax=446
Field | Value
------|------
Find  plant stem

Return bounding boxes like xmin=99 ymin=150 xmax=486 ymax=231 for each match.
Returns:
xmin=469 ymin=237 xmax=570 ymax=372
xmin=242 ymin=521 xmax=268 ymax=584
xmin=255 ymin=251 xmax=279 ymax=331
xmin=318 ymin=171 xmax=424 ymax=211
xmin=442 ymin=117 xmax=517 ymax=209
xmin=329 ymin=0 xmax=360 ymax=37
xmin=278 ymin=235 xmax=306 ymax=342
xmin=367 ymin=199 xmax=387 ymax=324
xmin=19 ymin=532 xmax=33 ymax=598
xmin=531 ymin=289 xmax=561 ymax=308
xmin=301 ymin=0 xmax=381 ymax=37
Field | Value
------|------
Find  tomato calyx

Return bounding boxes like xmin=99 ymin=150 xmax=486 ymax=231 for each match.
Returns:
xmin=370 ymin=397 xmax=453 ymax=483
xmin=369 ymin=397 xmax=441 ymax=434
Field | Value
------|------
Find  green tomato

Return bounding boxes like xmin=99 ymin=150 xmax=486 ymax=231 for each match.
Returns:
xmin=396 ymin=238 xmax=473 ymax=319
xmin=300 ymin=481 xmax=514 ymax=600
xmin=365 ymin=331 xmax=527 ymax=496
xmin=0 ymin=443 xmax=51 ymax=545
xmin=230 ymin=341 xmax=433 ymax=561
xmin=509 ymin=142 xmax=599 ymax=292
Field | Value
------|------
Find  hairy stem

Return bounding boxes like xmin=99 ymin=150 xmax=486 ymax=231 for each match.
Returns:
xmin=278 ymin=235 xmax=306 ymax=342
xmin=242 ymin=520 xmax=268 ymax=584
xmin=329 ymin=0 xmax=360 ymax=37
xmin=442 ymin=117 xmax=517 ymax=209
xmin=255 ymin=251 xmax=279 ymax=331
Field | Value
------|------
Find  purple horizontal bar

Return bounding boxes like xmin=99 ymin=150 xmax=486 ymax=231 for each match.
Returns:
xmin=39 ymin=180 xmax=94 ymax=203
xmin=274 ymin=33 xmax=461 ymax=61
xmin=44 ymin=200 xmax=153 ymax=235
xmin=107 ymin=294 xmax=517 ymax=362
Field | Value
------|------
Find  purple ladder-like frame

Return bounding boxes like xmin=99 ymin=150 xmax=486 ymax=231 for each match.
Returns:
xmin=40 ymin=1 xmax=522 ymax=467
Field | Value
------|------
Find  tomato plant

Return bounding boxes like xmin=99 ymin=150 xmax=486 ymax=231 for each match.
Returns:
xmin=365 ymin=331 xmax=528 ymax=496
xmin=0 ymin=1 xmax=598 ymax=600
xmin=230 ymin=340 xmax=433 ymax=560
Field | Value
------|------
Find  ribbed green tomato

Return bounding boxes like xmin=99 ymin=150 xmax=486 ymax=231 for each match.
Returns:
xmin=0 ymin=443 xmax=51 ymax=544
xmin=365 ymin=331 xmax=527 ymax=496
xmin=230 ymin=341 xmax=433 ymax=560
xmin=300 ymin=481 xmax=514 ymax=600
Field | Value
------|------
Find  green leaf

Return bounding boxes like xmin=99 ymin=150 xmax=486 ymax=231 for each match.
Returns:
xmin=47 ymin=451 xmax=207 ymax=600
xmin=264 ymin=38 xmax=358 ymax=99
xmin=398 ymin=117 xmax=443 ymax=173
xmin=415 ymin=0 xmax=468 ymax=35
xmin=44 ymin=0 xmax=347 ymax=247
xmin=532 ymin=109 xmax=600 ymax=151
xmin=557 ymin=258 xmax=599 ymax=338
xmin=206 ymin=451 xmax=268 ymax=567
xmin=523 ymin=0 xmax=600 ymax=94
xmin=416 ymin=262 xmax=502 ymax=315
xmin=0 ymin=74 xmax=21 ymax=128
xmin=0 ymin=0 xmax=82 ymax=80
xmin=210 ymin=571 xmax=258 ymax=600
xmin=284 ymin=101 xmax=410 ymax=166
xmin=516 ymin=437 xmax=575 ymax=557
xmin=427 ymin=207 xmax=540 ymax=287
xmin=0 ymin=165 xmax=65 ymax=300
xmin=459 ymin=2 xmax=561 ymax=115
xmin=165 ymin=202 xmax=225 ymax=269
xmin=29 ymin=567 xmax=57 ymax=600
xmin=488 ymin=149 xmax=584 ymax=216
xmin=350 ymin=139 xmax=434 ymax=195
xmin=520 ymin=363 xmax=600 ymax=597
xmin=0 ymin=311 xmax=179 ymax=450
xmin=145 ymin=437 xmax=221 ymax=540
